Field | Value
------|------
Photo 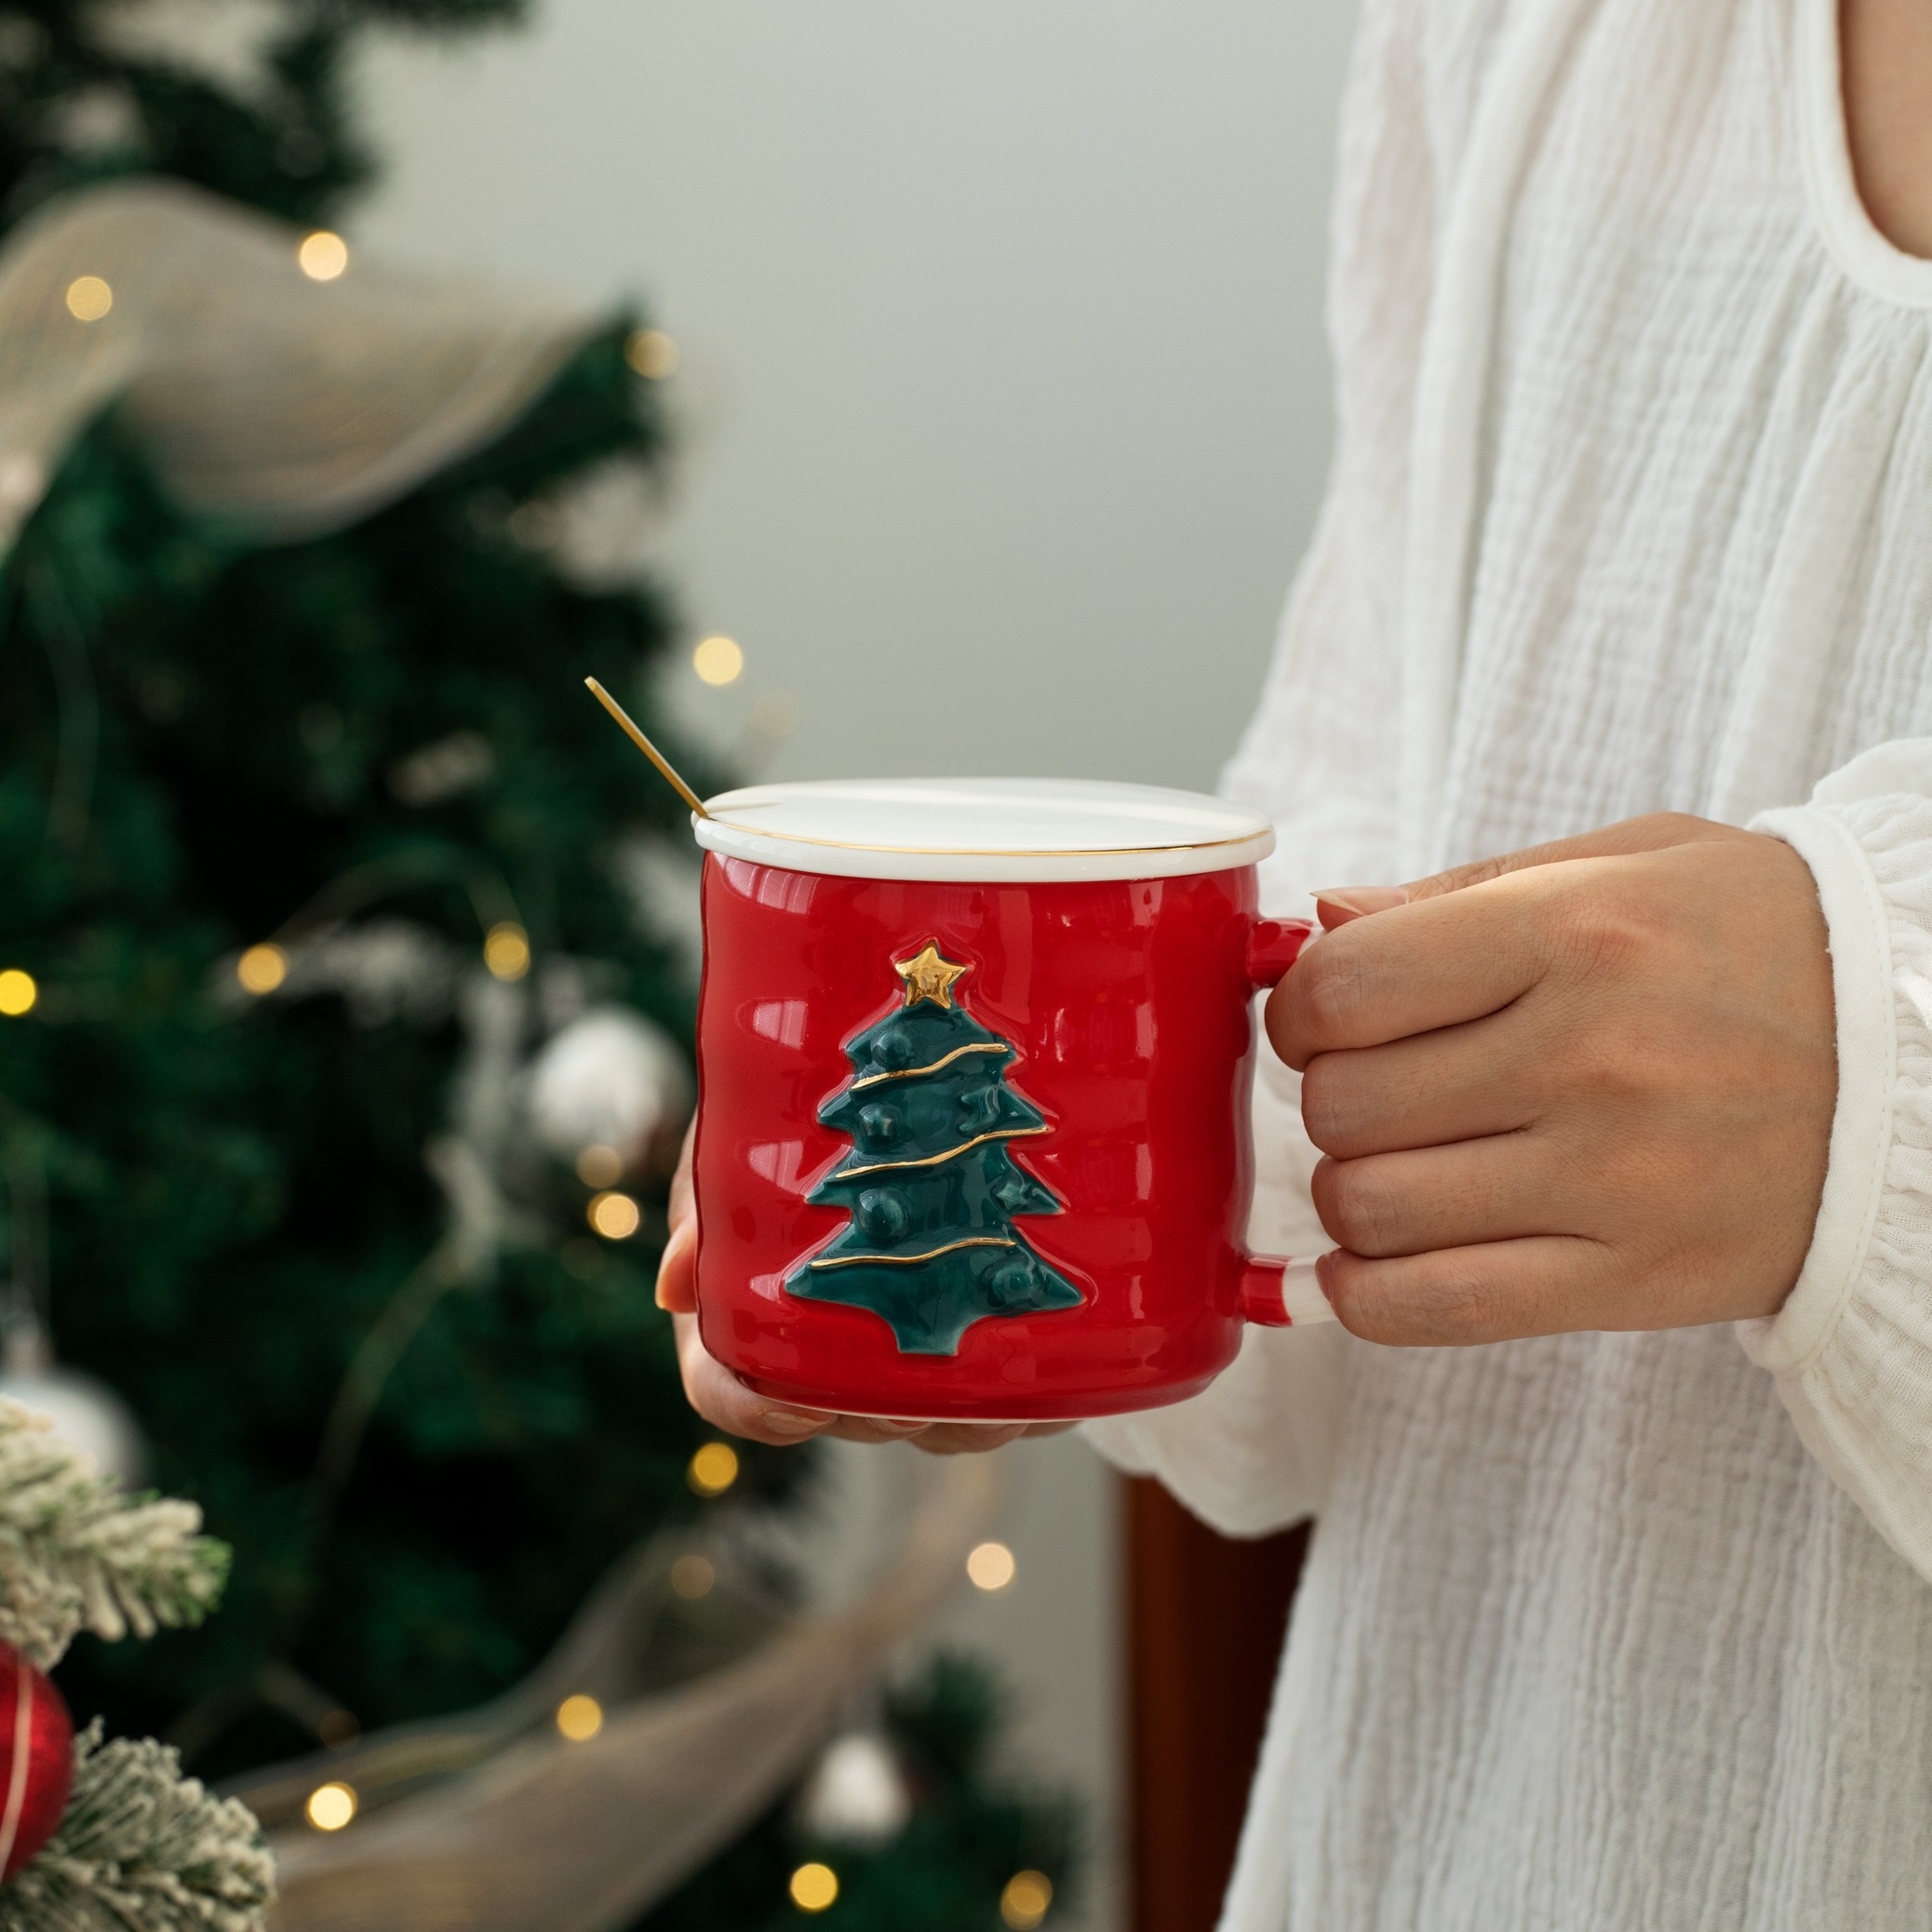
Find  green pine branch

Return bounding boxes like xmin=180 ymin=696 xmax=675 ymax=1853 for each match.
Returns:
xmin=0 ymin=1402 xmax=228 ymax=1671
xmin=0 ymin=1724 xmax=273 ymax=1932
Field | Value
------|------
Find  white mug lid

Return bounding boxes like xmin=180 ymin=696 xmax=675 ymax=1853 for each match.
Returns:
xmin=691 ymin=777 xmax=1275 ymax=883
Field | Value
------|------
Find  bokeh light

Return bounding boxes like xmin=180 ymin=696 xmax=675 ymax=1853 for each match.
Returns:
xmin=483 ymin=921 xmax=530 ymax=981
xmin=576 ymin=1143 xmax=623 ymax=1188
xmin=305 ymin=1782 xmax=357 ymax=1831
xmin=789 ymin=1862 xmax=839 ymax=1912
xmin=670 ymin=1553 xmax=715 ymax=1600
xmin=64 ymin=275 xmax=111 ymax=320
xmin=556 ymin=1694 xmax=604 ymax=1742
xmin=624 ymin=329 xmax=679 ymax=379
xmin=687 ymin=1442 xmax=739 ymax=1497
xmin=0 ymin=970 xmax=36 ymax=1017
xmin=1000 ymin=1870 xmax=1053 ymax=1929
xmin=588 ymin=1190 xmax=640 ymax=1240
xmin=235 ymin=945 xmax=288 ymax=996
xmin=299 ymin=231 xmax=349 ymax=281
xmin=691 ymin=635 xmax=744 ymax=686
xmin=967 ymin=1540 xmax=1016 ymax=1591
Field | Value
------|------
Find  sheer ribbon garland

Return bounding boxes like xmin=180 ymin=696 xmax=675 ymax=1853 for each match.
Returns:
xmin=0 ymin=176 xmax=589 ymax=551
xmin=247 ymin=1456 xmax=998 ymax=1932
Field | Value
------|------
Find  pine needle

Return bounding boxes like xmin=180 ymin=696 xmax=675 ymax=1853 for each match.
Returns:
xmin=0 ymin=1402 xmax=229 ymax=1670
xmin=0 ymin=1724 xmax=274 ymax=1932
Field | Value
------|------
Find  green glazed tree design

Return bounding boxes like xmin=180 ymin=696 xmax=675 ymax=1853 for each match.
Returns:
xmin=787 ymin=944 xmax=1084 ymax=1355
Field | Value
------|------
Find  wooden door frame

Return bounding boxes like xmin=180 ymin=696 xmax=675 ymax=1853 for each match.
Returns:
xmin=1123 ymin=1476 xmax=1308 ymax=1932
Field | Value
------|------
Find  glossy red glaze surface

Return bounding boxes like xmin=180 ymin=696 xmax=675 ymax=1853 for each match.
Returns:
xmin=694 ymin=854 xmax=1309 ymax=1421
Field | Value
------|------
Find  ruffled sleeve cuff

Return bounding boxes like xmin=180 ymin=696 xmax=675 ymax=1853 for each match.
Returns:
xmin=1747 ymin=739 xmax=1932 ymax=1578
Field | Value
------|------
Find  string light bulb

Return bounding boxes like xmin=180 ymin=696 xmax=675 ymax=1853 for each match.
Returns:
xmin=670 ymin=1553 xmax=715 ymax=1600
xmin=691 ymin=636 xmax=744 ymax=687
xmin=624 ymin=328 xmax=679 ymax=379
xmin=483 ymin=921 xmax=530 ymax=981
xmin=64 ymin=275 xmax=111 ymax=320
xmin=304 ymin=1781 xmax=357 ymax=1831
xmin=556 ymin=1694 xmax=603 ymax=1742
xmin=0 ymin=971 xmax=35 ymax=1017
xmin=575 ymin=1144 xmax=623 ymax=1188
xmin=317 ymin=1708 xmax=359 ymax=1748
xmin=966 ymin=1541 xmax=1016 ymax=1591
xmin=1000 ymin=1871 xmax=1053 ymax=1929
xmin=299 ymin=231 xmax=349 ymax=281
xmin=788 ymin=1863 xmax=839 ymax=1912
xmin=687 ymin=1442 xmax=739 ymax=1496
xmin=235 ymin=945 xmax=288 ymax=996
xmin=587 ymin=1190 xmax=640 ymax=1240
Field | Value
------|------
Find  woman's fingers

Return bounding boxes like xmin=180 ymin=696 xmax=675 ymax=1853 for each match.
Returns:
xmin=1299 ymin=1011 xmax=1548 ymax=1159
xmin=1268 ymin=878 xmax=1550 ymax=1068
xmin=908 ymin=1423 xmax=1030 ymax=1456
xmin=657 ymin=1119 xmax=700 ymax=1313
xmin=655 ymin=1214 xmax=698 ymax=1313
xmin=1311 ymin=1133 xmax=1581 ymax=1259
xmin=911 ymin=1421 xmax=1075 ymax=1455
xmin=673 ymin=1310 xmax=831 ymax=1443
xmin=672 ymin=1311 xmax=1053 ymax=1452
xmin=1317 ymin=1235 xmax=1625 ymax=1347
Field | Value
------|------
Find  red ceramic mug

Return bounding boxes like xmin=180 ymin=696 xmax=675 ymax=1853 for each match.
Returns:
xmin=691 ymin=778 xmax=1335 ymax=1423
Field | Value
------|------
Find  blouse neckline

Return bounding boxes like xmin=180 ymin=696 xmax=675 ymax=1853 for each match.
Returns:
xmin=1799 ymin=0 xmax=1932 ymax=310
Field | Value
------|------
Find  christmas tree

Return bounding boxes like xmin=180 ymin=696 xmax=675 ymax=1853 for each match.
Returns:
xmin=0 ymin=1401 xmax=272 ymax=1931
xmin=791 ymin=946 xmax=1082 ymax=1356
xmin=0 ymin=1 xmax=1080 ymax=1925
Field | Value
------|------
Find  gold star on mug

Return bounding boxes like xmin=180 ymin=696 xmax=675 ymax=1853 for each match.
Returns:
xmin=894 ymin=943 xmax=970 ymax=1009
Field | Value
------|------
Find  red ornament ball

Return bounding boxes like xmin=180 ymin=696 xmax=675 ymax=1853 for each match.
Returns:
xmin=0 ymin=1644 xmax=73 ymax=1880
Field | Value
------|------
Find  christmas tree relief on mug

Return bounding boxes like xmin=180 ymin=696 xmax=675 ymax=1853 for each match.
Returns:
xmin=786 ymin=941 xmax=1085 ymax=1354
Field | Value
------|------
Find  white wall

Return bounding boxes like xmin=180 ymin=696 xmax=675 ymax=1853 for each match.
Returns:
xmin=358 ymin=4 xmax=1356 ymax=1923
xmin=358 ymin=0 xmax=1355 ymax=794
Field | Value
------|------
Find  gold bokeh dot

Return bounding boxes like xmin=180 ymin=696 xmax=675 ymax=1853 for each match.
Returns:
xmin=670 ymin=1553 xmax=715 ymax=1600
xmin=299 ymin=231 xmax=350 ymax=281
xmin=687 ymin=1442 xmax=739 ymax=1497
xmin=0 ymin=970 xmax=36 ymax=1018
xmin=789 ymin=1862 xmax=839 ymax=1912
xmin=556 ymin=1694 xmax=604 ymax=1742
xmin=1000 ymin=1870 xmax=1053 ymax=1929
xmin=588 ymin=1190 xmax=641 ymax=1240
xmin=483 ymin=921 xmax=530 ymax=981
xmin=65 ymin=275 xmax=112 ymax=321
xmin=305 ymin=1782 xmax=357 ymax=1832
xmin=576 ymin=1143 xmax=623 ymax=1189
xmin=624 ymin=328 xmax=679 ymax=379
xmin=966 ymin=1540 xmax=1016 ymax=1592
xmin=317 ymin=1708 xmax=360 ymax=1748
xmin=691 ymin=635 xmax=745 ymax=687
xmin=236 ymin=944 xmax=288 ymax=996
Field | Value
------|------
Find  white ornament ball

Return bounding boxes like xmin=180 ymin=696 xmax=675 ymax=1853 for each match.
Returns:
xmin=0 ymin=1368 xmax=147 ymax=1488
xmin=797 ymin=1731 xmax=913 ymax=1846
xmin=526 ymin=1006 xmax=691 ymax=1171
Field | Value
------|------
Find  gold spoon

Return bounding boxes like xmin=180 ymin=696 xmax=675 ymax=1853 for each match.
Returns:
xmin=584 ymin=677 xmax=711 ymax=820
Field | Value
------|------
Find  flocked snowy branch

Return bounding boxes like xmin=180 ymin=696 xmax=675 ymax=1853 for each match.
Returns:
xmin=0 ymin=1725 xmax=274 ymax=1932
xmin=0 ymin=1403 xmax=228 ymax=1670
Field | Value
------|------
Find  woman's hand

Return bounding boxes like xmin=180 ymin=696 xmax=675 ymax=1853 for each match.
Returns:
xmin=1267 ymin=814 xmax=1837 ymax=1346
xmin=655 ymin=1124 xmax=1072 ymax=1453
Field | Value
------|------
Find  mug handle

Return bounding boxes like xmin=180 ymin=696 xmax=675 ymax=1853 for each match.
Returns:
xmin=1237 ymin=918 xmax=1339 ymax=1329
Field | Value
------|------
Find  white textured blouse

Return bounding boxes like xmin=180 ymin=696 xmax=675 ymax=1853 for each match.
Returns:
xmin=1085 ymin=0 xmax=1932 ymax=1925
